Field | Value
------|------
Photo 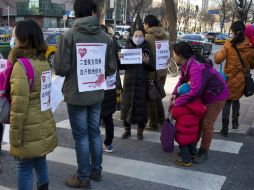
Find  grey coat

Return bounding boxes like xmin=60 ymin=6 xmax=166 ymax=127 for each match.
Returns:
xmin=54 ymin=16 xmax=116 ymax=106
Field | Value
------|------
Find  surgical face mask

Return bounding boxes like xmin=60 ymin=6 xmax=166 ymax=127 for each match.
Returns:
xmin=132 ymin=36 xmax=144 ymax=46
xmin=10 ymin=37 xmax=16 ymax=48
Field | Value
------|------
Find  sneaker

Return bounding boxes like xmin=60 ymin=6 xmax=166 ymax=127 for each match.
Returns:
xmin=103 ymin=144 xmax=114 ymax=153
xmin=175 ymin=158 xmax=192 ymax=167
xmin=193 ymin=150 xmax=208 ymax=164
xmin=65 ymin=175 xmax=91 ymax=189
xmin=90 ymin=171 xmax=102 ymax=182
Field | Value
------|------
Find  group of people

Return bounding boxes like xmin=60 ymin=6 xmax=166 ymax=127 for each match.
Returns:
xmin=0 ymin=0 xmax=254 ymax=189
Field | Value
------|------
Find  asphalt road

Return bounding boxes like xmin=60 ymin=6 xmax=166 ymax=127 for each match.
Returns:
xmin=1 ymin=44 xmax=254 ymax=190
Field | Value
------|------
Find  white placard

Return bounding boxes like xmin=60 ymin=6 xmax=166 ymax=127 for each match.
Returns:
xmin=155 ymin=40 xmax=170 ymax=70
xmin=51 ymin=76 xmax=64 ymax=113
xmin=105 ymin=73 xmax=116 ymax=90
xmin=3 ymin=124 xmax=10 ymax=143
xmin=76 ymin=43 xmax=107 ymax=92
xmin=120 ymin=48 xmax=142 ymax=64
xmin=0 ymin=59 xmax=7 ymax=72
xmin=41 ymin=70 xmax=52 ymax=111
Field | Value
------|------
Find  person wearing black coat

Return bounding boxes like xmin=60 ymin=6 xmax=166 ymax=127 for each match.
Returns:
xmin=100 ymin=25 xmax=120 ymax=152
xmin=120 ymin=29 xmax=155 ymax=140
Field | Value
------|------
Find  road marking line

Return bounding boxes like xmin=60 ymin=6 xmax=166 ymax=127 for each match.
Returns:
xmin=1 ymin=144 xmax=227 ymax=190
xmin=0 ymin=185 xmax=13 ymax=190
xmin=57 ymin=120 xmax=243 ymax=154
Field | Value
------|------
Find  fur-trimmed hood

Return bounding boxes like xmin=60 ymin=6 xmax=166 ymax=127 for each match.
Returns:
xmin=8 ymin=48 xmax=46 ymax=65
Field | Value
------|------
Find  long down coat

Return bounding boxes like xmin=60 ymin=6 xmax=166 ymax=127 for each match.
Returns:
xmin=120 ymin=40 xmax=155 ymax=124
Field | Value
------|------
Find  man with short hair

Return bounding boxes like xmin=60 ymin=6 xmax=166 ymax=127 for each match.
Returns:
xmin=54 ymin=0 xmax=116 ymax=188
xmin=144 ymin=15 xmax=168 ymax=130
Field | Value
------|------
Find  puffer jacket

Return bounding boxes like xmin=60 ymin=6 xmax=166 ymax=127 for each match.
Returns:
xmin=145 ymin=27 xmax=168 ymax=78
xmin=172 ymin=57 xmax=229 ymax=106
xmin=172 ymin=99 xmax=207 ymax=146
xmin=54 ymin=16 xmax=116 ymax=106
xmin=214 ymin=36 xmax=254 ymax=100
xmin=8 ymin=48 xmax=57 ymax=159
xmin=120 ymin=40 xmax=155 ymax=124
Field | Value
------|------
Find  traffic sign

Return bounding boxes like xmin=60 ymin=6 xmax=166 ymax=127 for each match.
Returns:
xmin=208 ymin=10 xmax=220 ymax=14
xmin=63 ymin=15 xmax=68 ymax=21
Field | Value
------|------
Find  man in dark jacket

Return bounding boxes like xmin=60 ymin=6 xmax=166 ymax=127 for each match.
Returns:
xmin=53 ymin=0 xmax=116 ymax=188
xmin=144 ymin=15 xmax=168 ymax=130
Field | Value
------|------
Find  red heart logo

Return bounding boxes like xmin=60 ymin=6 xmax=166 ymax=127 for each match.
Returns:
xmin=157 ymin=44 xmax=161 ymax=49
xmin=42 ymin=75 xmax=46 ymax=83
xmin=78 ymin=48 xmax=87 ymax=58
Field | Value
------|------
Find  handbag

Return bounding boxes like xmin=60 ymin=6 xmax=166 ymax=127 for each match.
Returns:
xmin=233 ymin=46 xmax=254 ymax=97
xmin=147 ymin=79 xmax=159 ymax=100
xmin=153 ymin=76 xmax=166 ymax=99
xmin=160 ymin=103 xmax=176 ymax=153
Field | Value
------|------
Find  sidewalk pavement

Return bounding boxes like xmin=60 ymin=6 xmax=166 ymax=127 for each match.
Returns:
xmin=116 ymin=74 xmax=254 ymax=135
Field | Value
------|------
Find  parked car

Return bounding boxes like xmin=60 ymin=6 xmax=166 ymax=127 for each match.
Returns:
xmin=177 ymin=31 xmax=185 ymax=38
xmin=205 ymin=32 xmax=221 ymax=43
xmin=180 ymin=34 xmax=212 ymax=57
xmin=214 ymin=33 xmax=232 ymax=44
xmin=44 ymin=32 xmax=61 ymax=66
xmin=0 ymin=28 xmax=12 ymax=59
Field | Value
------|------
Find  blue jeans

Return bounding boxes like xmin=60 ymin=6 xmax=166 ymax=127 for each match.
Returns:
xmin=15 ymin=156 xmax=48 ymax=190
xmin=67 ymin=103 xmax=102 ymax=181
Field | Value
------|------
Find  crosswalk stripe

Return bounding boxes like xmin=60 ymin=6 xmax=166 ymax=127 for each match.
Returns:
xmin=56 ymin=120 xmax=243 ymax=154
xmin=0 ymin=185 xmax=13 ymax=190
xmin=1 ymin=144 xmax=226 ymax=190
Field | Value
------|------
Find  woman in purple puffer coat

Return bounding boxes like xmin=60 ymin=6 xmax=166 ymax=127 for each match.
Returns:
xmin=171 ymin=42 xmax=229 ymax=164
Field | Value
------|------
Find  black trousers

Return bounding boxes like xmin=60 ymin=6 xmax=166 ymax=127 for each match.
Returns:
xmin=102 ymin=114 xmax=114 ymax=146
xmin=179 ymin=143 xmax=197 ymax=162
xmin=222 ymin=100 xmax=240 ymax=120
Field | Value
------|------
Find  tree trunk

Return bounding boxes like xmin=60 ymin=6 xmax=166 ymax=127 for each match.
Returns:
xmin=164 ymin=0 xmax=177 ymax=45
xmin=97 ymin=0 xmax=105 ymax=25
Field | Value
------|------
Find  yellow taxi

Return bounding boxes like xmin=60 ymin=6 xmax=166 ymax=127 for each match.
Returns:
xmin=44 ymin=33 xmax=61 ymax=65
xmin=214 ymin=33 xmax=231 ymax=44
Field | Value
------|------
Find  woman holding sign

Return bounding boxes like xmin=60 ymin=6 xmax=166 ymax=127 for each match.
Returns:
xmin=8 ymin=20 xmax=57 ymax=190
xmin=120 ymin=29 xmax=155 ymax=140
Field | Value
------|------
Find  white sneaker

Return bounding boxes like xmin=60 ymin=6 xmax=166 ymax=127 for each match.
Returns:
xmin=103 ymin=144 xmax=114 ymax=153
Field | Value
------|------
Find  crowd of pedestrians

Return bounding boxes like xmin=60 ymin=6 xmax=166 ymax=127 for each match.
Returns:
xmin=0 ymin=0 xmax=254 ymax=189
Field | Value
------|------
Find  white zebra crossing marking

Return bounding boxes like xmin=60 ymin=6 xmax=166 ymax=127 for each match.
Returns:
xmin=56 ymin=120 xmax=243 ymax=154
xmin=1 ymin=144 xmax=227 ymax=190
xmin=0 ymin=185 xmax=13 ymax=190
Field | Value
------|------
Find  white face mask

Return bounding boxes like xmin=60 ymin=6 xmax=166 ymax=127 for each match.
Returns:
xmin=132 ymin=36 xmax=144 ymax=46
xmin=10 ymin=37 xmax=16 ymax=48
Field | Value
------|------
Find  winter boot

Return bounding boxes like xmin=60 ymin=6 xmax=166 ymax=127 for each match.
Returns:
xmin=221 ymin=119 xmax=229 ymax=137
xmin=232 ymin=118 xmax=239 ymax=129
xmin=137 ymin=124 xmax=145 ymax=140
xmin=37 ymin=182 xmax=49 ymax=190
xmin=121 ymin=122 xmax=131 ymax=139
xmin=137 ymin=130 xmax=144 ymax=140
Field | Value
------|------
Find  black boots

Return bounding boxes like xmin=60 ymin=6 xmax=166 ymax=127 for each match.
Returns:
xmin=121 ymin=130 xmax=131 ymax=139
xmin=221 ymin=119 xmax=229 ymax=137
xmin=122 ymin=122 xmax=131 ymax=139
xmin=232 ymin=118 xmax=239 ymax=129
xmin=37 ymin=182 xmax=49 ymax=190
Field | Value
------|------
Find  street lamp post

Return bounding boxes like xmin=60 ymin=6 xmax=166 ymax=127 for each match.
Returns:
xmin=7 ymin=6 xmax=9 ymax=27
xmin=113 ymin=0 xmax=117 ymax=32
xmin=124 ymin=0 xmax=127 ymax=25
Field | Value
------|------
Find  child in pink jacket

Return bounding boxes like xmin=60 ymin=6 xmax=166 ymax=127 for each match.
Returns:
xmin=172 ymin=83 xmax=207 ymax=167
